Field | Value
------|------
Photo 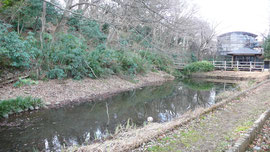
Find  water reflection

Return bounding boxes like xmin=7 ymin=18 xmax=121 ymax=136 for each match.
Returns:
xmin=0 ymin=80 xmax=236 ymax=151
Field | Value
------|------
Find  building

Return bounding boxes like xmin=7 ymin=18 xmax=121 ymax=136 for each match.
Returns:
xmin=217 ymin=31 xmax=263 ymax=62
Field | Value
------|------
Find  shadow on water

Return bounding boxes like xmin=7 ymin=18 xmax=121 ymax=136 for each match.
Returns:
xmin=0 ymin=79 xmax=236 ymax=151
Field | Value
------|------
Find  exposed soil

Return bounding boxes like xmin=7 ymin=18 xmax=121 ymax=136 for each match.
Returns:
xmin=192 ymin=71 xmax=270 ymax=81
xmin=0 ymin=71 xmax=174 ymax=108
xmin=136 ymin=81 xmax=270 ymax=152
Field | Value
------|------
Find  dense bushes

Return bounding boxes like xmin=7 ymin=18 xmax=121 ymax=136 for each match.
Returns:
xmin=43 ymin=34 xmax=151 ymax=79
xmin=0 ymin=21 xmax=40 ymax=69
xmin=45 ymin=47 xmax=174 ymax=79
xmin=45 ymin=33 xmax=90 ymax=79
xmin=0 ymin=96 xmax=43 ymax=118
xmin=182 ymin=61 xmax=214 ymax=75
xmin=138 ymin=50 xmax=173 ymax=73
xmin=87 ymin=49 xmax=147 ymax=78
xmin=1 ymin=0 xmax=59 ymax=32
xmin=0 ymin=20 xmax=174 ymax=80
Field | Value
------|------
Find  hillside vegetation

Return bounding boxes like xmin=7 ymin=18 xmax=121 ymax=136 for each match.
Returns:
xmin=0 ymin=0 xmax=217 ymax=80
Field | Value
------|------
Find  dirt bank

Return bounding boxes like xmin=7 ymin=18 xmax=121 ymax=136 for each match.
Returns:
xmin=0 ymin=71 xmax=174 ymax=108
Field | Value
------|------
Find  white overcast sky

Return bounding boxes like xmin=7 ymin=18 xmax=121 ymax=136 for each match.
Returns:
xmin=192 ymin=0 xmax=270 ymax=37
xmin=59 ymin=0 xmax=269 ymax=37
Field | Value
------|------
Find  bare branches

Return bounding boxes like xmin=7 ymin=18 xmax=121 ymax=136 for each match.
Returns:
xmin=41 ymin=0 xmax=216 ymax=61
xmin=69 ymin=0 xmax=101 ymax=9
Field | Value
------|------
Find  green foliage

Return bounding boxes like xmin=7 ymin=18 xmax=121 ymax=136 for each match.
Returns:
xmin=0 ymin=7 xmax=175 ymax=80
xmin=87 ymin=49 xmax=148 ymax=78
xmin=1 ymin=0 xmax=59 ymax=32
xmin=0 ymin=20 xmax=175 ymax=80
xmin=45 ymin=33 xmax=90 ymax=79
xmin=191 ymin=53 xmax=198 ymax=62
xmin=79 ymin=20 xmax=107 ymax=43
xmin=68 ymin=15 xmax=107 ymax=46
xmin=182 ymin=61 xmax=214 ymax=75
xmin=1 ymin=0 xmax=18 ymax=8
xmin=130 ymin=25 xmax=152 ymax=48
xmin=13 ymin=77 xmax=38 ymax=88
xmin=263 ymin=37 xmax=270 ymax=59
xmin=39 ymin=33 xmax=153 ymax=79
xmin=118 ymin=50 xmax=147 ymax=75
xmin=0 ymin=21 xmax=40 ymax=69
xmin=0 ymin=96 xmax=43 ymax=118
xmin=138 ymin=50 xmax=173 ymax=73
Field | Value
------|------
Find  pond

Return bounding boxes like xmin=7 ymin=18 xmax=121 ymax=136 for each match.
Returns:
xmin=0 ymin=79 xmax=237 ymax=151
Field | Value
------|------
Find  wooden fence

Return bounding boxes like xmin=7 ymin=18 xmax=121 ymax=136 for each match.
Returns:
xmin=212 ymin=61 xmax=264 ymax=72
xmin=174 ymin=61 xmax=265 ymax=72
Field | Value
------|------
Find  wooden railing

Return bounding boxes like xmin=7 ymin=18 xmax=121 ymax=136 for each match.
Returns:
xmin=212 ymin=61 xmax=264 ymax=72
xmin=174 ymin=61 xmax=265 ymax=72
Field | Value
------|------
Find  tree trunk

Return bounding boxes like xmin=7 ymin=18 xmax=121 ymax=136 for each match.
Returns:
xmin=40 ymin=1 xmax=46 ymax=49
xmin=54 ymin=0 xmax=73 ymax=33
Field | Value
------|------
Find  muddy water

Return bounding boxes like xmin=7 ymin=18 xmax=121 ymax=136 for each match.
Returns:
xmin=0 ymin=80 xmax=236 ymax=152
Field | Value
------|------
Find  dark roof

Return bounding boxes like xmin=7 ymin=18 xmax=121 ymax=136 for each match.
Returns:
xmin=218 ymin=31 xmax=258 ymax=38
xmin=227 ymin=48 xmax=262 ymax=55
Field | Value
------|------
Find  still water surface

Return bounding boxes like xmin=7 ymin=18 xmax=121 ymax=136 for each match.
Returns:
xmin=0 ymin=80 xmax=236 ymax=151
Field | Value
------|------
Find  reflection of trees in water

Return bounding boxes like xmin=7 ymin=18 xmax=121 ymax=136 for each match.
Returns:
xmin=141 ymin=83 xmax=213 ymax=123
xmin=0 ymin=81 xmax=226 ymax=151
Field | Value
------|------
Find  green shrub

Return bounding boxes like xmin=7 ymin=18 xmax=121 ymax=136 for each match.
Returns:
xmin=13 ymin=77 xmax=39 ymax=88
xmin=130 ymin=26 xmax=152 ymax=48
xmin=0 ymin=96 xmax=43 ymax=118
xmin=0 ymin=20 xmax=175 ymax=80
xmin=87 ymin=49 xmax=118 ymax=77
xmin=43 ymin=34 xmax=151 ymax=79
xmin=44 ymin=33 xmax=91 ymax=79
xmin=68 ymin=16 xmax=107 ymax=46
xmin=182 ymin=61 xmax=214 ymax=75
xmin=87 ymin=49 xmax=148 ymax=78
xmin=138 ymin=50 xmax=173 ymax=73
xmin=263 ymin=36 xmax=270 ymax=59
xmin=0 ymin=21 xmax=40 ymax=69
xmin=118 ymin=51 xmax=148 ymax=75
xmin=1 ymin=0 xmax=59 ymax=31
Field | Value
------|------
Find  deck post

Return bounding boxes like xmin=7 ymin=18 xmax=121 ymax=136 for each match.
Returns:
xmin=250 ymin=62 xmax=252 ymax=72
xmin=237 ymin=61 xmax=239 ymax=71
xmin=225 ymin=61 xmax=227 ymax=71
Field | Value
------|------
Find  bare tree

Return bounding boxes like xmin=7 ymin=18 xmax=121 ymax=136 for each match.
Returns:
xmin=42 ymin=0 xmax=217 ymax=61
